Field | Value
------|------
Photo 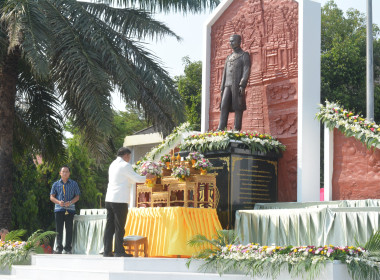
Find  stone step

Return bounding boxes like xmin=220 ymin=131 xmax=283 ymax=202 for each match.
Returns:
xmin=0 ymin=275 xmax=17 ymax=280
xmin=12 ymin=265 xmax=251 ymax=280
xmin=8 ymin=254 xmax=352 ymax=280
xmin=31 ymin=255 xmax=203 ymax=273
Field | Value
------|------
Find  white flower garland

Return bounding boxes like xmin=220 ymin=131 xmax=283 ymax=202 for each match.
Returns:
xmin=316 ymin=101 xmax=380 ymax=149
xmin=180 ymin=131 xmax=286 ymax=154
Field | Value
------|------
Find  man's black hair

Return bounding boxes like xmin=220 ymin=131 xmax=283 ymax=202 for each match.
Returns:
xmin=117 ymin=147 xmax=131 ymax=157
xmin=60 ymin=165 xmax=70 ymax=172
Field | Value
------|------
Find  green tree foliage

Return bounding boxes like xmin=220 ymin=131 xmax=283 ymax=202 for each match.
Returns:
xmin=175 ymin=57 xmax=202 ymax=130
xmin=321 ymin=1 xmax=380 ymax=122
xmin=10 ymin=106 xmax=149 ymax=232
xmin=0 ymin=0 xmax=218 ymax=229
xmin=65 ymin=134 xmax=99 ymax=210
xmin=12 ymin=156 xmax=42 ymax=235
xmin=112 ymin=108 xmax=148 ymax=150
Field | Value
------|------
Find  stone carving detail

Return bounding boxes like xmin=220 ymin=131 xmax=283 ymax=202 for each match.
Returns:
xmin=245 ymin=86 xmax=264 ymax=130
xmin=266 ymin=82 xmax=297 ymax=104
xmin=273 ymin=113 xmax=297 ymax=136
xmin=332 ymin=129 xmax=380 ymax=200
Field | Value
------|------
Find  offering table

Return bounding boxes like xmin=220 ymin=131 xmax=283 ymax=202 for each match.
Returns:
xmin=124 ymin=207 xmax=222 ymax=257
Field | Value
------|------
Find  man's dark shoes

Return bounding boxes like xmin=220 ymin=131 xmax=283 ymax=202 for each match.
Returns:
xmin=63 ymin=250 xmax=72 ymax=254
xmin=114 ymin=252 xmax=133 ymax=257
xmin=103 ymin=252 xmax=114 ymax=257
xmin=53 ymin=250 xmax=62 ymax=254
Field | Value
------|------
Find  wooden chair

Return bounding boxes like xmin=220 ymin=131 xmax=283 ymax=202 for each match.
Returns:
xmin=123 ymin=236 xmax=148 ymax=257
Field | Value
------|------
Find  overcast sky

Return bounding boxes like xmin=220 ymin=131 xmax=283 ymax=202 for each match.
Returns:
xmin=112 ymin=0 xmax=380 ymax=110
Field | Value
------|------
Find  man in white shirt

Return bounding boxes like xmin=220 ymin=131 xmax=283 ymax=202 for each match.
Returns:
xmin=103 ymin=147 xmax=149 ymax=257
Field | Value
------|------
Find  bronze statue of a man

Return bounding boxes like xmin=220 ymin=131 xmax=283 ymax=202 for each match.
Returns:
xmin=218 ymin=34 xmax=251 ymax=131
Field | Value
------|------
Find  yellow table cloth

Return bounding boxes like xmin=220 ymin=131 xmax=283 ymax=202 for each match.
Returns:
xmin=124 ymin=207 xmax=222 ymax=257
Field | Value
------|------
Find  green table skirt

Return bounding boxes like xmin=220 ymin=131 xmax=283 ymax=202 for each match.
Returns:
xmin=254 ymin=199 xmax=380 ymax=210
xmin=236 ymin=207 xmax=380 ymax=246
xmin=72 ymin=214 xmax=106 ymax=254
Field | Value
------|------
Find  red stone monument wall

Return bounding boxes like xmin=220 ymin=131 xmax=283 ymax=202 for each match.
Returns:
xmin=332 ymin=129 xmax=380 ymax=200
xmin=209 ymin=0 xmax=299 ymax=201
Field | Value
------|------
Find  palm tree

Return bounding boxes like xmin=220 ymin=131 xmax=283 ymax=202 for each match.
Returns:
xmin=0 ymin=0 xmax=219 ymax=229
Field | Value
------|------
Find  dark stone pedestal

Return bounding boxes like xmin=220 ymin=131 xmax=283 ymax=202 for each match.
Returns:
xmin=182 ymin=141 xmax=280 ymax=229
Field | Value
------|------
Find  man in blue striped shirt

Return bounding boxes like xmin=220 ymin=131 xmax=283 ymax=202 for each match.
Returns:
xmin=50 ymin=166 xmax=80 ymax=254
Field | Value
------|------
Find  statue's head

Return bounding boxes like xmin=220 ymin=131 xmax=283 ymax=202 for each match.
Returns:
xmin=229 ymin=34 xmax=241 ymax=49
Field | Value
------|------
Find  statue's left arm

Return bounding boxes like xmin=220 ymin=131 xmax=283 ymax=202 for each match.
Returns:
xmin=239 ymin=52 xmax=251 ymax=89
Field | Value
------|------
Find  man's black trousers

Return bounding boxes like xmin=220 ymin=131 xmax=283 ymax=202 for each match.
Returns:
xmin=55 ymin=211 xmax=75 ymax=252
xmin=104 ymin=202 xmax=129 ymax=255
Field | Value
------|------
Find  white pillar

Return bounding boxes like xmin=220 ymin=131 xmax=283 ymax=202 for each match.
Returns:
xmin=297 ymin=0 xmax=321 ymax=202
xmin=323 ymin=125 xmax=334 ymax=201
xmin=201 ymin=24 xmax=211 ymax=133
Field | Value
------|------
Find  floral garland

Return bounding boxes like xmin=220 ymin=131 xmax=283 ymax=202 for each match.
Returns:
xmin=193 ymin=243 xmax=379 ymax=280
xmin=133 ymin=122 xmax=192 ymax=172
xmin=145 ymin=122 xmax=192 ymax=160
xmin=316 ymin=101 xmax=380 ymax=149
xmin=180 ymin=131 xmax=286 ymax=154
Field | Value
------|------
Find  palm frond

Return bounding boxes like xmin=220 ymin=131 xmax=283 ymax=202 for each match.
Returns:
xmin=2 ymin=0 xmax=203 ymax=162
xmin=40 ymin=0 xmax=115 ymax=150
xmin=186 ymin=230 xmax=239 ymax=270
xmin=94 ymin=0 xmax=220 ymax=13
xmin=0 ymin=0 xmax=23 ymax=52
xmin=215 ymin=230 xmax=238 ymax=247
xmin=79 ymin=2 xmax=180 ymax=41
xmin=51 ymin=0 xmax=184 ymax=137
xmin=188 ymin=234 xmax=216 ymax=248
xmin=19 ymin=1 xmax=50 ymax=78
xmin=14 ymin=60 xmax=66 ymax=164
xmin=364 ymin=230 xmax=380 ymax=255
xmin=347 ymin=258 xmax=380 ymax=280
xmin=4 ymin=229 xmax=27 ymax=241
xmin=24 ymin=230 xmax=57 ymax=250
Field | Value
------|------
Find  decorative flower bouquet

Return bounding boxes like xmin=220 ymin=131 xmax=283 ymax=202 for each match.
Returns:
xmin=193 ymin=158 xmax=213 ymax=174
xmin=160 ymin=154 xmax=171 ymax=170
xmin=138 ymin=161 xmax=163 ymax=187
xmin=186 ymin=151 xmax=204 ymax=167
xmin=138 ymin=161 xmax=163 ymax=176
xmin=160 ymin=154 xmax=171 ymax=163
xmin=172 ymin=165 xmax=190 ymax=181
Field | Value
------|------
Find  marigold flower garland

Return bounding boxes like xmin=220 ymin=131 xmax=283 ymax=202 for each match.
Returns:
xmin=316 ymin=101 xmax=380 ymax=149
